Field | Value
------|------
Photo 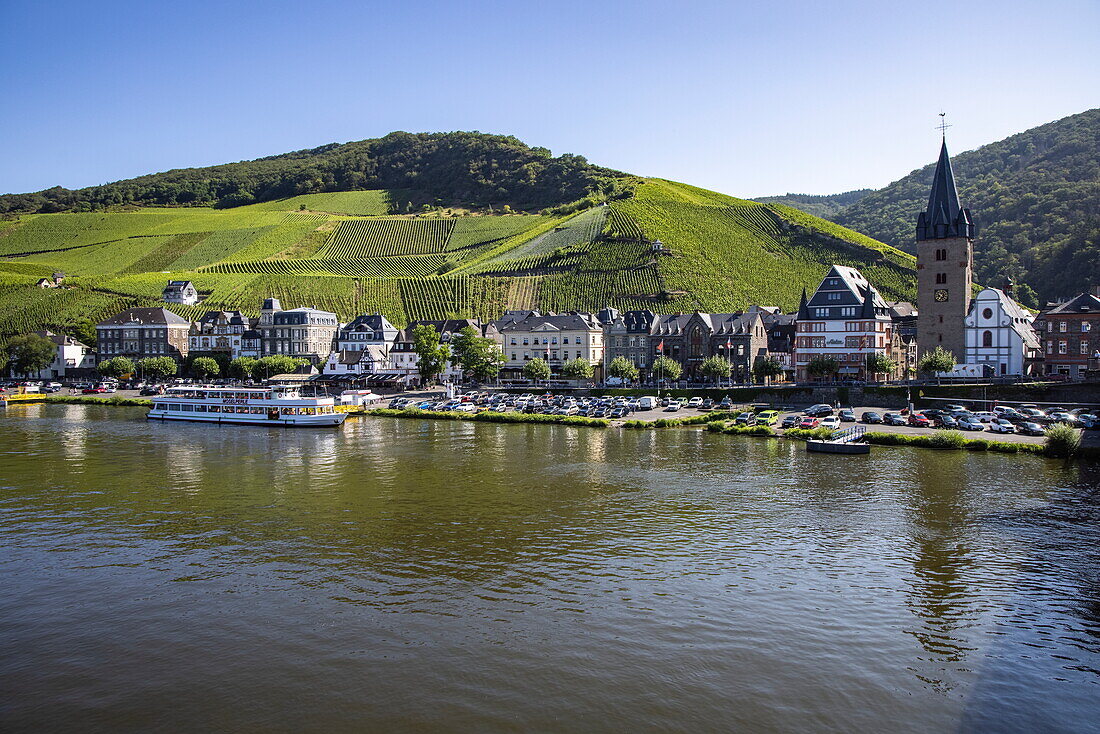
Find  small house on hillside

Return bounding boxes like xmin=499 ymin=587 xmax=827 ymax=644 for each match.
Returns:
xmin=163 ymin=280 xmax=199 ymax=305
xmin=36 ymin=272 xmax=65 ymax=289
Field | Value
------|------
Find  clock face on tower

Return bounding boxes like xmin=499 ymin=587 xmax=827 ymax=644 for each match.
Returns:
xmin=934 ymin=289 xmax=949 ymax=302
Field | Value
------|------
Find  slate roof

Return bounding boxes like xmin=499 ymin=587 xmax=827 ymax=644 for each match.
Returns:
xmin=498 ymin=313 xmax=602 ymax=333
xmin=342 ymin=313 xmax=396 ymax=333
xmin=916 ymin=139 xmax=974 ymax=241
xmin=1043 ymin=292 xmax=1100 ymax=315
xmin=97 ymin=307 xmax=190 ymax=327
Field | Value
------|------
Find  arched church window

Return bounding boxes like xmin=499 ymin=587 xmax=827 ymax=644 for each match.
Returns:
xmin=983 ymin=331 xmax=993 ymax=347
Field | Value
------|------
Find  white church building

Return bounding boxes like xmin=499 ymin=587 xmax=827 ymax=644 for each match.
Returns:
xmin=962 ymin=287 xmax=1039 ymax=377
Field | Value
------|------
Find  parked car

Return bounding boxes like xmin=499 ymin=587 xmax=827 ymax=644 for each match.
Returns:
xmin=972 ymin=411 xmax=997 ymax=423
xmin=805 ymin=404 xmax=834 ymax=417
xmin=838 ymin=409 xmax=856 ymax=422
xmin=735 ymin=412 xmax=758 ymax=426
xmin=755 ymin=410 xmax=780 ymax=426
xmin=883 ymin=413 xmax=907 ymax=426
xmin=781 ymin=415 xmax=800 ymax=429
xmin=907 ymin=413 xmax=932 ymax=427
xmin=687 ymin=397 xmax=704 ymax=409
xmin=934 ymin=415 xmax=958 ymax=430
xmin=43 ymin=382 xmax=62 ymax=393
xmin=82 ymin=387 xmax=107 ymax=394
xmin=1019 ymin=421 xmax=1045 ymax=436
xmin=957 ymin=417 xmax=985 ymax=431
xmin=861 ymin=411 xmax=883 ymax=424
xmin=665 ymin=401 xmax=682 ymax=412
xmin=988 ymin=419 xmax=1015 ymax=434
xmin=798 ymin=416 xmax=820 ymax=429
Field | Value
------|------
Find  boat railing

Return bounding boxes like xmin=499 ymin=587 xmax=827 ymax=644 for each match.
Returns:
xmin=830 ymin=426 xmax=866 ymax=444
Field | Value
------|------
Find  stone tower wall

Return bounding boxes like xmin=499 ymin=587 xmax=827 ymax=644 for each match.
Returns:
xmin=916 ymin=236 xmax=972 ymax=362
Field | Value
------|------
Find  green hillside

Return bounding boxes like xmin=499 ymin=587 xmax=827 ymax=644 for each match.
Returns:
xmin=831 ymin=109 xmax=1099 ymax=305
xmin=0 ymin=131 xmax=635 ymax=215
xmin=0 ymin=182 xmax=915 ymax=339
xmin=754 ymin=190 xmax=873 ymax=219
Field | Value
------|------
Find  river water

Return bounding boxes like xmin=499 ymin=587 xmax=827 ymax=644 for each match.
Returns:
xmin=2 ymin=405 xmax=1099 ymax=733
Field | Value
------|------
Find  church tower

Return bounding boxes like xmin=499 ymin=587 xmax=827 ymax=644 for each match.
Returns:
xmin=916 ymin=137 xmax=973 ymax=362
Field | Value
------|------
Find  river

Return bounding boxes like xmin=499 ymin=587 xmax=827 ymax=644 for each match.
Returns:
xmin=2 ymin=405 xmax=1099 ymax=732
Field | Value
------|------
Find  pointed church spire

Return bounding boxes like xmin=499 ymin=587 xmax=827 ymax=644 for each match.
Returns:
xmin=916 ymin=137 xmax=974 ymax=241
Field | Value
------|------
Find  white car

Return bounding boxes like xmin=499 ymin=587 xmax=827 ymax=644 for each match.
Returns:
xmin=819 ymin=416 xmax=841 ymax=430
xmin=972 ymin=411 xmax=997 ymax=423
xmin=665 ymin=401 xmax=682 ymax=412
xmin=687 ymin=397 xmax=703 ymax=408
xmin=988 ymin=419 xmax=1015 ymax=434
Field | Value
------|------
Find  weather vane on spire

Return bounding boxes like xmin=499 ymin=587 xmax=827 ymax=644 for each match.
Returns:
xmin=937 ymin=112 xmax=952 ymax=138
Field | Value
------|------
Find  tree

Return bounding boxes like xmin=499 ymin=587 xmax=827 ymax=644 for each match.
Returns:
xmin=864 ymin=352 xmax=897 ymax=381
xmin=229 ymin=356 xmax=257 ymax=380
xmin=448 ymin=326 xmax=479 ymax=376
xmin=807 ymin=355 xmax=839 ymax=380
xmin=451 ymin=330 xmax=506 ymax=383
xmin=412 ymin=324 xmax=450 ymax=385
xmin=97 ymin=357 xmax=135 ymax=379
xmin=138 ymin=356 xmax=178 ymax=381
xmin=0 ymin=342 xmax=7 ymax=374
xmin=251 ymin=355 xmax=305 ymax=381
xmin=523 ymin=357 xmax=551 ymax=383
xmin=699 ymin=355 xmax=732 ymax=383
xmin=67 ymin=317 xmax=98 ymax=347
xmin=4 ymin=333 xmax=57 ymax=376
xmin=918 ymin=346 xmax=956 ymax=376
xmin=651 ymin=355 xmax=682 ymax=383
xmin=607 ymin=356 xmax=639 ymax=384
xmin=561 ymin=357 xmax=594 ymax=381
xmin=191 ymin=356 xmax=221 ymax=380
xmin=753 ymin=356 xmax=784 ymax=383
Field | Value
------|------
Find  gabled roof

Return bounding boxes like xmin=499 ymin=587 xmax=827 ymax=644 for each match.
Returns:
xmin=1042 ymin=291 xmax=1100 ymax=315
xmin=33 ymin=329 xmax=88 ymax=348
xmin=803 ymin=266 xmax=889 ymax=318
xmin=163 ymin=280 xmax=195 ymax=291
xmin=498 ymin=313 xmax=601 ymax=333
xmin=341 ymin=313 xmax=397 ymax=335
xmin=97 ymin=307 xmax=189 ymax=327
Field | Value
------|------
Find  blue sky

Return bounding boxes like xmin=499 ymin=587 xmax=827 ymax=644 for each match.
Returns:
xmin=1 ymin=0 xmax=1096 ymax=198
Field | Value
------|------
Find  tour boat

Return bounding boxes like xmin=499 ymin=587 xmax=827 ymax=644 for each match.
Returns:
xmin=147 ymin=385 xmax=346 ymax=427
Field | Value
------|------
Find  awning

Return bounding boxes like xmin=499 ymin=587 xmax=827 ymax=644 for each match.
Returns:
xmin=838 ymin=367 xmax=860 ymax=374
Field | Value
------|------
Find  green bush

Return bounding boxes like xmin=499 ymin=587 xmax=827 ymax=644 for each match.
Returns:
xmin=44 ymin=395 xmax=151 ymax=407
xmin=1044 ymin=423 xmax=1082 ymax=458
xmin=925 ymin=430 xmax=967 ymax=449
xmin=365 ymin=408 xmax=609 ymax=428
xmin=784 ymin=427 xmax=835 ymax=441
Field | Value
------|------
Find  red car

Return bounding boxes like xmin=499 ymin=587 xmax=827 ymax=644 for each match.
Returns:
xmin=82 ymin=387 xmax=107 ymax=394
xmin=908 ymin=412 xmax=931 ymax=427
xmin=798 ymin=416 xmax=820 ymax=429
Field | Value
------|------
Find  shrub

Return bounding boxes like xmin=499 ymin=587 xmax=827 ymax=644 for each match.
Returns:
xmin=925 ymin=430 xmax=966 ymax=449
xmin=1044 ymin=423 xmax=1082 ymax=458
xmin=784 ymin=427 xmax=835 ymax=441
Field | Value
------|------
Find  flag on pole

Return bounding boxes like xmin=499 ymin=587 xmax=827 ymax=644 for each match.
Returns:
xmin=656 ymin=340 xmax=664 ymax=353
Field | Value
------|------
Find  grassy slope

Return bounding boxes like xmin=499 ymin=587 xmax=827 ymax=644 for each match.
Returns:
xmin=0 ymin=182 xmax=914 ymax=337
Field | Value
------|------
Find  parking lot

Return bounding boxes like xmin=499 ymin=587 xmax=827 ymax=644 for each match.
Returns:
xmin=385 ymin=391 xmax=1098 ymax=445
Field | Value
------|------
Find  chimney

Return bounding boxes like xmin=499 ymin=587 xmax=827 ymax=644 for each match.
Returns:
xmin=1002 ymin=279 xmax=1013 ymax=296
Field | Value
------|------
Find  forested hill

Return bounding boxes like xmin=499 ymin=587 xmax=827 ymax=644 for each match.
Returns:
xmin=0 ymin=132 xmax=638 ymax=216
xmin=833 ymin=109 xmax=1099 ymax=306
xmin=754 ymin=190 xmax=872 ymax=219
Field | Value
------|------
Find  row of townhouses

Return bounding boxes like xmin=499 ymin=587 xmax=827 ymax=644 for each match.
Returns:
xmin=13 ymin=141 xmax=1100 ymax=383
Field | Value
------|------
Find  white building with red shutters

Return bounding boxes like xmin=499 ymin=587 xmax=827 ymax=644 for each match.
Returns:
xmin=793 ymin=266 xmax=897 ymax=381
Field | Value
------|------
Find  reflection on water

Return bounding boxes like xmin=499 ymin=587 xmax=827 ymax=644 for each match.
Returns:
xmin=1 ymin=406 xmax=1098 ymax=733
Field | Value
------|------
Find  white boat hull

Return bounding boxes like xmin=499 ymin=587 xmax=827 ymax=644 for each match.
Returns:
xmin=147 ymin=410 xmax=345 ymax=427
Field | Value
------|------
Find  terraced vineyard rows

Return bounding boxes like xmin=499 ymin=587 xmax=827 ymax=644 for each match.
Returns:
xmin=605 ymin=207 xmax=646 ymax=241
xmin=205 ymin=253 xmax=448 ymax=278
xmin=505 ymin=206 xmax=607 ymax=260
xmin=317 ymin=219 xmax=454 ymax=258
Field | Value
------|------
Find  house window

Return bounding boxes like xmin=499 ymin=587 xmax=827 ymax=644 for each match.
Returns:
xmin=935 ymin=248 xmax=947 ymax=261
xmin=1059 ymin=341 xmax=1067 ymax=354
xmin=563 ymin=337 xmax=570 ymax=344
xmin=1083 ymin=322 xmax=1092 ymax=333
xmin=1082 ymin=341 xmax=1090 ymax=355
xmin=510 ymin=338 xmax=516 ymax=345
xmin=983 ymin=331 xmax=993 ymax=347
xmin=935 ymin=273 xmax=947 ymax=285
xmin=1046 ymin=342 xmax=1053 ymax=355
xmin=1060 ymin=322 xmax=1067 ymax=332
xmin=982 ymin=308 xmax=993 ymax=319
xmin=939 ymin=315 xmax=944 ymax=324
xmin=815 ymin=308 xmax=828 ymax=318
xmin=828 ymin=293 xmax=840 ymax=301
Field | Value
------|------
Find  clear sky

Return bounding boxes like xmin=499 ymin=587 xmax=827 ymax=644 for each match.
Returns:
xmin=1 ymin=0 xmax=1097 ymax=198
